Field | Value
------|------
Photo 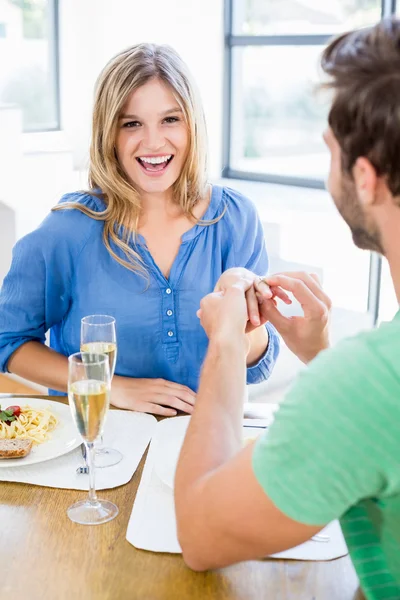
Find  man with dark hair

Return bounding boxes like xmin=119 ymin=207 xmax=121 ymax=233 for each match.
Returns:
xmin=175 ymin=18 xmax=400 ymax=599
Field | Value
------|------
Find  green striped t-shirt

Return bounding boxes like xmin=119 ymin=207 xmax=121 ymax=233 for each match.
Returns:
xmin=253 ymin=312 xmax=400 ymax=600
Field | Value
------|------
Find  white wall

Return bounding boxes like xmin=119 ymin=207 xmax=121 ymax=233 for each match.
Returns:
xmin=59 ymin=0 xmax=224 ymax=179
xmin=0 ymin=202 xmax=15 ymax=285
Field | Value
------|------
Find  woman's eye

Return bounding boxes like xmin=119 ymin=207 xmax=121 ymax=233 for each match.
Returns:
xmin=163 ymin=116 xmax=179 ymax=124
xmin=122 ymin=121 xmax=140 ymax=128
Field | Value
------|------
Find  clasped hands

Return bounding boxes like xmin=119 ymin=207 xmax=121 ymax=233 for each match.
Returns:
xmin=197 ymin=268 xmax=332 ymax=365
xmin=111 ymin=268 xmax=332 ymax=416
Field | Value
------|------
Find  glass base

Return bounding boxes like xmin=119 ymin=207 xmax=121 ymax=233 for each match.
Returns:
xmin=95 ymin=447 xmax=123 ymax=468
xmin=67 ymin=499 xmax=119 ymax=525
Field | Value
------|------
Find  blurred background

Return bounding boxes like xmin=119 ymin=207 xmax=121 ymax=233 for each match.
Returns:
xmin=0 ymin=0 xmax=398 ymax=396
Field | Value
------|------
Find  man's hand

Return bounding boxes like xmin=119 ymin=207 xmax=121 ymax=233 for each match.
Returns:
xmin=197 ymin=284 xmax=249 ymax=350
xmin=256 ymin=272 xmax=331 ymax=364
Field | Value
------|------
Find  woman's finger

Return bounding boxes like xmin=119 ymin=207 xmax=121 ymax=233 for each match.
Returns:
xmin=137 ymin=402 xmax=178 ymax=417
xmin=163 ymin=382 xmax=196 ymax=405
xmin=245 ymin=286 xmax=260 ymax=326
xmin=156 ymin=395 xmax=194 ymax=414
xmin=255 ymin=281 xmax=291 ymax=305
xmin=173 ymin=390 xmax=196 ymax=406
xmin=157 ymin=378 xmax=194 ymax=395
xmin=254 ymin=278 xmax=273 ymax=300
xmin=309 ymin=273 xmax=322 ymax=286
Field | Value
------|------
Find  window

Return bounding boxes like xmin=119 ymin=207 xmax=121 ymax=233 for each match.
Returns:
xmin=224 ymin=0 xmax=398 ymax=325
xmin=224 ymin=0 xmax=394 ymax=187
xmin=0 ymin=0 xmax=59 ymax=132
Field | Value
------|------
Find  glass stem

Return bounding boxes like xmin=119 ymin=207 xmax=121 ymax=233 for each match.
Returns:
xmin=86 ymin=441 xmax=98 ymax=503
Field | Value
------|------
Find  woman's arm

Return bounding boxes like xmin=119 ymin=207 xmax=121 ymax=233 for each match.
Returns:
xmin=246 ymin=326 xmax=269 ymax=366
xmin=8 ymin=342 xmax=196 ymax=416
xmin=0 ymin=223 xmax=75 ymax=386
xmin=7 ymin=341 xmax=69 ymax=392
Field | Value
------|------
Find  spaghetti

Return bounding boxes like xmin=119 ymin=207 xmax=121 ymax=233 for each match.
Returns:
xmin=0 ymin=405 xmax=58 ymax=445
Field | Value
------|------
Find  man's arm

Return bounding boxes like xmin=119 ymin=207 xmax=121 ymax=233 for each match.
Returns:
xmin=174 ymin=285 xmax=322 ymax=570
xmin=213 ymin=268 xmax=273 ymax=366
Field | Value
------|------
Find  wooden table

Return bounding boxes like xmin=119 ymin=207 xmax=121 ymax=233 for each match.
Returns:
xmin=0 ymin=395 xmax=362 ymax=600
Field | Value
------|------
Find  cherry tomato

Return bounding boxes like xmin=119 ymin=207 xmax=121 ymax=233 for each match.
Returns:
xmin=5 ymin=405 xmax=21 ymax=418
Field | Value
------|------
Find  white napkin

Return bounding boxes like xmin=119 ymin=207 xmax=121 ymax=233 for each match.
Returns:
xmin=126 ymin=416 xmax=348 ymax=560
xmin=0 ymin=411 xmax=157 ymax=491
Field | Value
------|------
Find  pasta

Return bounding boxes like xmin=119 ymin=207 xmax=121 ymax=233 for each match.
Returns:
xmin=0 ymin=405 xmax=58 ymax=445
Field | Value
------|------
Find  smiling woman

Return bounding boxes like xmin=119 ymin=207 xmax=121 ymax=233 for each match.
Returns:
xmin=116 ymin=79 xmax=189 ymax=195
xmin=0 ymin=43 xmax=280 ymax=416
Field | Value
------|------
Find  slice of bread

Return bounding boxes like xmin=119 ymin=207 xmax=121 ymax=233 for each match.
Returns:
xmin=0 ymin=439 xmax=33 ymax=459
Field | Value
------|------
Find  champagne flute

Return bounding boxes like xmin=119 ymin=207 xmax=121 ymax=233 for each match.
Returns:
xmin=67 ymin=352 xmax=118 ymax=525
xmin=80 ymin=315 xmax=123 ymax=468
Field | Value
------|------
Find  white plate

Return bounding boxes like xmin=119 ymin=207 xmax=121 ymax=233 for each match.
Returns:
xmin=0 ymin=398 xmax=80 ymax=467
xmin=153 ymin=416 xmax=267 ymax=489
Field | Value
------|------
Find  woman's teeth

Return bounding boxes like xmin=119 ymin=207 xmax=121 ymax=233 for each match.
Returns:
xmin=137 ymin=155 xmax=173 ymax=172
xmin=139 ymin=155 xmax=172 ymax=164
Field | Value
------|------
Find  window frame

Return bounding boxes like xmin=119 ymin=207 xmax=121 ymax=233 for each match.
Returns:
xmin=47 ymin=0 xmax=61 ymax=133
xmin=223 ymin=0 xmax=395 ymax=189
xmin=223 ymin=0 xmax=397 ymax=323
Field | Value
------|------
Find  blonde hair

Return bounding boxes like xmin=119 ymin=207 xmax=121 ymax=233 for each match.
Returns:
xmin=53 ymin=43 xmax=209 ymax=274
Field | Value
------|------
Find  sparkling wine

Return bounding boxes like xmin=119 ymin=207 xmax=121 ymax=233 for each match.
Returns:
xmin=69 ymin=379 xmax=109 ymax=443
xmin=80 ymin=342 xmax=117 ymax=378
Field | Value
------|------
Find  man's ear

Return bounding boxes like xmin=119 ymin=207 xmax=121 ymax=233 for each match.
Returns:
xmin=352 ymin=157 xmax=379 ymax=207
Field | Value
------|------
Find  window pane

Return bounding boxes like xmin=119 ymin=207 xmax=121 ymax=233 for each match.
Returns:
xmin=228 ymin=181 xmax=371 ymax=317
xmin=0 ymin=0 xmax=58 ymax=131
xmin=230 ymin=45 xmax=329 ymax=180
xmin=378 ymin=259 xmax=398 ymax=323
xmin=234 ymin=0 xmax=382 ymax=35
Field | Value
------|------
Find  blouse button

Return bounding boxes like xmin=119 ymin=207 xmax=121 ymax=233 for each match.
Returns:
xmin=166 ymin=310 xmax=173 ymax=316
xmin=166 ymin=288 xmax=172 ymax=294
xmin=168 ymin=331 xmax=174 ymax=337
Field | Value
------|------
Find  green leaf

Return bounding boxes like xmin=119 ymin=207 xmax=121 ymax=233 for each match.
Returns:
xmin=0 ymin=411 xmax=16 ymax=422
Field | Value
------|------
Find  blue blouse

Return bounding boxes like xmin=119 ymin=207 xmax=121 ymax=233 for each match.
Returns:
xmin=0 ymin=185 xmax=279 ymax=394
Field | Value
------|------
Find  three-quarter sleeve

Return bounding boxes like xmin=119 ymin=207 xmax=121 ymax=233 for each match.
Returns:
xmin=0 ymin=195 xmax=97 ymax=372
xmin=0 ymin=230 xmax=70 ymax=371
xmin=246 ymin=322 xmax=280 ymax=384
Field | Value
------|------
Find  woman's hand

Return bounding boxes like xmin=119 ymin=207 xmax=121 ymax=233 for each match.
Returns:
xmin=111 ymin=376 xmax=196 ymax=416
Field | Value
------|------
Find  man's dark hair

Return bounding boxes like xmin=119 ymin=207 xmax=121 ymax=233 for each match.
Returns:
xmin=321 ymin=18 xmax=400 ymax=197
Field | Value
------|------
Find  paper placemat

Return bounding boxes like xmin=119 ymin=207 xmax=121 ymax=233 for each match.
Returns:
xmin=126 ymin=416 xmax=348 ymax=561
xmin=0 ymin=411 xmax=157 ymax=491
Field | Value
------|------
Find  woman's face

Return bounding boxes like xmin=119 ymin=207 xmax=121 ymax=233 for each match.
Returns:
xmin=115 ymin=78 xmax=189 ymax=197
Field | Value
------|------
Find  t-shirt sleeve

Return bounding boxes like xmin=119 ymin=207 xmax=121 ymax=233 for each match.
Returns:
xmin=252 ymin=337 xmax=392 ymax=525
